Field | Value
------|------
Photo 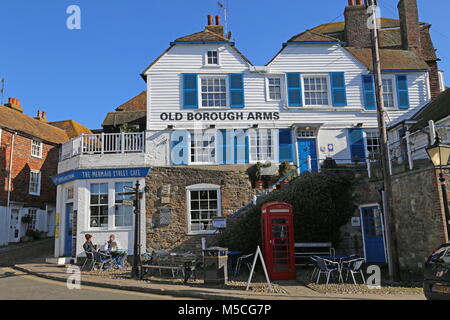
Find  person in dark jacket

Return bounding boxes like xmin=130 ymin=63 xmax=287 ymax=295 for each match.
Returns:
xmin=83 ymin=234 xmax=97 ymax=253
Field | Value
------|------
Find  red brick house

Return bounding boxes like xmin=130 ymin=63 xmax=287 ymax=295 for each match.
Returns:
xmin=0 ymin=98 xmax=91 ymax=245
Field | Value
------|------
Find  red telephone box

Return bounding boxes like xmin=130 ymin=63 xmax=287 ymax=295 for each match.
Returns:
xmin=261 ymin=202 xmax=296 ymax=280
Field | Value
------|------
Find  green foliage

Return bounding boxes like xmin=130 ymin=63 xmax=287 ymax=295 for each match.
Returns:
xmin=216 ymin=171 xmax=356 ymax=253
xmin=278 ymin=161 xmax=296 ymax=181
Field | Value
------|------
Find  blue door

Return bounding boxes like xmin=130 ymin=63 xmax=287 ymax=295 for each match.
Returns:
xmin=64 ymin=203 xmax=74 ymax=257
xmin=297 ymin=139 xmax=318 ymax=173
xmin=361 ymin=206 xmax=387 ymax=263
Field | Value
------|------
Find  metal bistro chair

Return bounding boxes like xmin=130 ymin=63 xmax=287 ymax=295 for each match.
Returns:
xmin=81 ymin=251 xmax=95 ymax=272
xmin=92 ymin=251 xmax=114 ymax=272
xmin=234 ymin=253 xmax=255 ymax=277
xmin=309 ymin=256 xmax=321 ymax=281
xmin=342 ymin=258 xmax=366 ymax=284
xmin=315 ymin=257 xmax=341 ymax=284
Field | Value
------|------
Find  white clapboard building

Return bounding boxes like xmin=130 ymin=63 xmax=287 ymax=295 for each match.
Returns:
xmin=53 ymin=0 xmax=445 ymax=259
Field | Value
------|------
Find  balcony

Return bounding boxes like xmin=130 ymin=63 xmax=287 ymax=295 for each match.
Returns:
xmin=59 ymin=132 xmax=148 ymax=172
xmin=61 ymin=132 xmax=145 ymax=160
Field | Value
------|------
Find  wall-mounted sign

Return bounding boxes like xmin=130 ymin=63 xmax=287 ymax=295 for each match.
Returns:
xmin=55 ymin=213 xmax=60 ymax=239
xmin=160 ymin=208 xmax=172 ymax=226
xmin=351 ymin=217 xmax=361 ymax=227
xmin=160 ymin=111 xmax=280 ymax=122
xmin=51 ymin=167 xmax=152 ymax=185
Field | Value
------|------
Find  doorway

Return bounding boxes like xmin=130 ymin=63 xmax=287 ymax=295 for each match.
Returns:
xmin=9 ymin=209 xmax=20 ymax=242
xmin=64 ymin=203 xmax=74 ymax=257
xmin=297 ymin=138 xmax=318 ymax=173
xmin=360 ymin=205 xmax=387 ymax=263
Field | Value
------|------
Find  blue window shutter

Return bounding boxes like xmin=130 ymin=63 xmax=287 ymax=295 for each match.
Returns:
xmin=362 ymin=75 xmax=376 ymax=110
xmin=286 ymin=73 xmax=303 ymax=107
xmin=396 ymin=75 xmax=410 ymax=109
xmin=171 ymin=130 xmax=189 ymax=165
xmin=279 ymin=129 xmax=294 ymax=162
xmin=330 ymin=72 xmax=347 ymax=106
xmin=183 ymin=74 xmax=198 ymax=109
xmin=217 ymin=129 xmax=234 ymax=164
xmin=245 ymin=134 xmax=250 ymax=163
xmin=229 ymin=74 xmax=245 ymax=108
xmin=348 ymin=128 xmax=366 ymax=163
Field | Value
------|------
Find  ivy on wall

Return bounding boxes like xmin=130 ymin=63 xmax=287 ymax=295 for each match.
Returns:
xmin=216 ymin=171 xmax=356 ymax=253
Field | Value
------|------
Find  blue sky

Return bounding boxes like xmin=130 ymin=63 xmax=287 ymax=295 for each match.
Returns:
xmin=1 ymin=0 xmax=449 ymax=129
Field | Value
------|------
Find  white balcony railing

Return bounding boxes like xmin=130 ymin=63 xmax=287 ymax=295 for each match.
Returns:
xmin=60 ymin=132 xmax=145 ymax=161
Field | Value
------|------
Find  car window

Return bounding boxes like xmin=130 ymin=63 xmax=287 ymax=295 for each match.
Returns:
xmin=443 ymin=248 xmax=450 ymax=263
xmin=431 ymin=246 xmax=450 ymax=261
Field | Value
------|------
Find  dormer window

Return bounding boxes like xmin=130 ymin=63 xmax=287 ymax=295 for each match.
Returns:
xmin=206 ymin=50 xmax=219 ymax=65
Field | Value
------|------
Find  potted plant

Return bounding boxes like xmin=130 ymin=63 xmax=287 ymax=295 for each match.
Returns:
xmin=254 ymin=162 xmax=264 ymax=190
xmin=278 ymin=161 xmax=296 ymax=188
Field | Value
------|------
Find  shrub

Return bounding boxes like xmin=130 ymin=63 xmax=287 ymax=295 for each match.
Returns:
xmin=216 ymin=171 xmax=356 ymax=253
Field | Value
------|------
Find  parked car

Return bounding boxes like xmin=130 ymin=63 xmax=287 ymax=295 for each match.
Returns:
xmin=424 ymin=243 xmax=450 ymax=300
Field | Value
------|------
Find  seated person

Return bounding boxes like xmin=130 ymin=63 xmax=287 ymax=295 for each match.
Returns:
xmin=104 ymin=234 xmax=128 ymax=267
xmin=83 ymin=234 xmax=98 ymax=253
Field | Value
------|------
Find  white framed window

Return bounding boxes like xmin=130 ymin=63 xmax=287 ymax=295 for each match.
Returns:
xmin=267 ymin=77 xmax=282 ymax=101
xmin=27 ymin=209 xmax=37 ymax=230
xmin=89 ymin=183 xmax=109 ymax=228
xmin=31 ymin=139 xmax=42 ymax=158
xmin=206 ymin=50 xmax=219 ymax=65
xmin=382 ymin=78 xmax=396 ymax=108
xmin=190 ymin=131 xmax=216 ymax=164
xmin=114 ymin=182 xmax=134 ymax=227
xmin=200 ymin=76 xmax=228 ymax=108
xmin=29 ymin=170 xmax=41 ymax=195
xmin=249 ymin=129 xmax=276 ymax=162
xmin=186 ymin=184 xmax=221 ymax=234
xmin=66 ymin=186 xmax=74 ymax=201
xmin=302 ymin=75 xmax=330 ymax=106
xmin=366 ymin=130 xmax=380 ymax=157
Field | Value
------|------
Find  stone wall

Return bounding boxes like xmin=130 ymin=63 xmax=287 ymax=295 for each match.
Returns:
xmin=338 ymin=173 xmax=382 ymax=256
xmin=391 ymin=167 xmax=449 ymax=272
xmin=145 ymin=165 xmax=254 ymax=254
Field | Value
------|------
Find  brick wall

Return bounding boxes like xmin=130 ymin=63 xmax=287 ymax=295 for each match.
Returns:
xmin=427 ymin=61 xmax=441 ymax=100
xmin=0 ymin=129 xmax=59 ymax=208
xmin=391 ymin=167 xmax=448 ymax=272
xmin=344 ymin=4 xmax=372 ymax=48
xmin=145 ymin=165 xmax=255 ymax=254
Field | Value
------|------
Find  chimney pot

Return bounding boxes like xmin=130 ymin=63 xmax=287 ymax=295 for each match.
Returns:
xmin=355 ymin=0 xmax=363 ymax=5
xmin=348 ymin=0 xmax=355 ymax=5
xmin=207 ymin=15 xmax=213 ymax=26
xmin=42 ymin=111 xmax=46 ymax=118
xmin=215 ymin=15 xmax=221 ymax=26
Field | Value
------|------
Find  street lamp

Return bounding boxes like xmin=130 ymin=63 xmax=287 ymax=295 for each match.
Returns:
xmin=426 ymin=134 xmax=450 ymax=240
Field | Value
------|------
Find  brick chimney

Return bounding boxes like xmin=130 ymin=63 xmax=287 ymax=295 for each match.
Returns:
xmin=205 ymin=15 xmax=224 ymax=37
xmin=35 ymin=110 xmax=48 ymax=123
xmin=398 ymin=0 xmax=421 ymax=55
xmin=344 ymin=0 xmax=372 ymax=48
xmin=5 ymin=97 xmax=23 ymax=113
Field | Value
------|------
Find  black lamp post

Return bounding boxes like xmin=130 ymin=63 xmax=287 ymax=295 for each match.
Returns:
xmin=426 ymin=134 xmax=450 ymax=241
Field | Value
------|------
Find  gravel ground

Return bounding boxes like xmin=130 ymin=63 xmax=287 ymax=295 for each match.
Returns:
xmin=82 ymin=267 xmax=286 ymax=294
xmin=298 ymin=267 xmax=423 ymax=295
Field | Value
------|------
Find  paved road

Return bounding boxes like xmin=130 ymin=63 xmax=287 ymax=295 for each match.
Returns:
xmin=0 ymin=267 xmax=189 ymax=300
